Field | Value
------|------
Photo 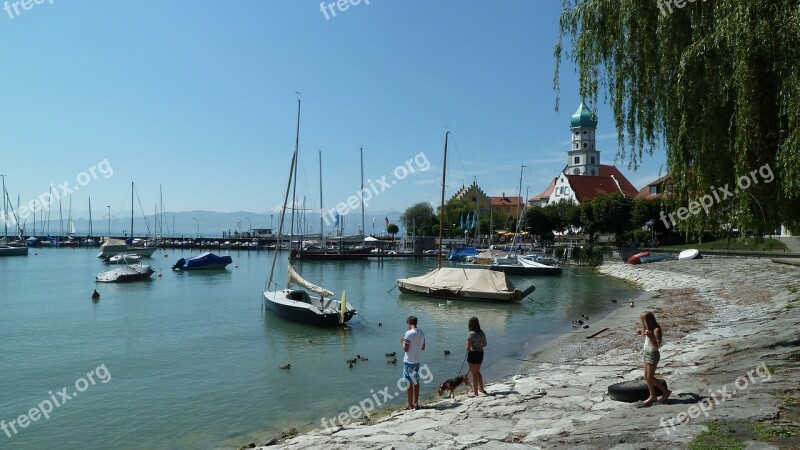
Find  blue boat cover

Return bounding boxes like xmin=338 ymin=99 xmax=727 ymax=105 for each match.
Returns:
xmin=173 ymin=252 xmax=233 ymax=269
xmin=447 ymin=247 xmax=479 ymax=261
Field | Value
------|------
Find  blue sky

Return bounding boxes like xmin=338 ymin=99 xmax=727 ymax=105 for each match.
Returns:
xmin=0 ymin=0 xmax=667 ymax=231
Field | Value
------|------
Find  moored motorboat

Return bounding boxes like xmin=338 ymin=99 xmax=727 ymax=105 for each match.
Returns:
xmin=172 ymin=252 xmax=233 ymax=270
xmin=96 ymin=264 xmax=155 ymax=282
xmin=103 ymin=253 xmax=142 ymax=264
xmin=97 ymin=238 xmax=156 ymax=259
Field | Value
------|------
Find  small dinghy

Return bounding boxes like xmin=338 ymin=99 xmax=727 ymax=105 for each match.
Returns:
xmin=678 ymin=249 xmax=701 ymax=260
xmin=626 ymin=251 xmax=650 ymax=265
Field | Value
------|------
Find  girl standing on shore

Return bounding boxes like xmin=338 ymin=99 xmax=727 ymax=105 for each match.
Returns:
xmin=466 ymin=317 xmax=487 ymax=397
xmin=637 ymin=311 xmax=670 ymax=406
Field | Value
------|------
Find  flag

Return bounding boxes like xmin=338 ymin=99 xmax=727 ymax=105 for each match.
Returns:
xmin=466 ymin=213 xmax=472 ymax=229
xmin=384 ymin=216 xmax=389 ymax=229
xmin=460 ymin=214 xmax=464 ymax=229
xmin=372 ymin=216 xmax=376 ymax=226
xmin=334 ymin=212 xmax=340 ymax=228
xmin=471 ymin=213 xmax=476 ymax=229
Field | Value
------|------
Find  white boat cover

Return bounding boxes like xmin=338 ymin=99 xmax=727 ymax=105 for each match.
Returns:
xmin=397 ymin=267 xmax=519 ymax=301
xmin=287 ymin=264 xmax=334 ymax=297
xmin=100 ymin=238 xmax=128 ymax=252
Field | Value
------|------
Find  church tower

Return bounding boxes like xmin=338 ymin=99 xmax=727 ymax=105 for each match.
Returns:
xmin=566 ymin=102 xmax=601 ymax=176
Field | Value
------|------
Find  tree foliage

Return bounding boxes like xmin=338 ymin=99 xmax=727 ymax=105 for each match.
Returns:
xmin=555 ymin=0 xmax=800 ymax=233
xmin=386 ymin=223 xmax=399 ymax=239
xmin=400 ymin=202 xmax=437 ymax=236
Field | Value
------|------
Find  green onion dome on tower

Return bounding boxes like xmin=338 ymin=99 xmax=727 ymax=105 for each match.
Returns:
xmin=571 ymin=102 xmax=598 ymax=128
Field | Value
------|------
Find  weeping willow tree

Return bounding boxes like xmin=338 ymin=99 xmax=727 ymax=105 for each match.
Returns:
xmin=555 ymin=0 xmax=800 ymax=236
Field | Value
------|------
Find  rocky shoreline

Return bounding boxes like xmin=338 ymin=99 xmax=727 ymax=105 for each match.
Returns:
xmin=252 ymin=257 xmax=800 ymax=449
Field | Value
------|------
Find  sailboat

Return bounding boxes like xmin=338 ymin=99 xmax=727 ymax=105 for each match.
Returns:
xmin=262 ymin=99 xmax=356 ymax=326
xmin=0 ymin=175 xmax=29 ymax=256
xmin=396 ymin=132 xmax=535 ymax=302
xmin=97 ymin=182 xmax=156 ymax=258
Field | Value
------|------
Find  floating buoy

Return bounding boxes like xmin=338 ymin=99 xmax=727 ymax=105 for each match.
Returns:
xmin=234 ymin=265 xmax=239 ymax=268
xmin=378 ymin=322 xmax=383 ymax=327
xmin=91 ymin=289 xmax=100 ymax=300
xmin=157 ymin=273 xmax=163 ymax=278
xmin=444 ymin=350 xmax=451 ymax=355
xmin=34 ymin=252 xmax=38 ymax=256
xmin=163 ymin=253 xmax=168 ymax=258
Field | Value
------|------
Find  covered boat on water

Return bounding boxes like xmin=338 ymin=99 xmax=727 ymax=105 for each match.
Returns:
xmin=172 ymin=252 xmax=233 ymax=270
xmin=397 ymin=266 xmax=535 ymax=302
xmin=96 ymin=264 xmax=155 ymax=282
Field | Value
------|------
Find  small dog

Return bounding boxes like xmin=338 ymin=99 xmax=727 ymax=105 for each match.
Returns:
xmin=437 ymin=374 xmax=472 ymax=398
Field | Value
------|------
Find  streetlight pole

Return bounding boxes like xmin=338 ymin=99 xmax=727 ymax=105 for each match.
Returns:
xmin=270 ymin=214 xmax=274 ymax=232
xmin=106 ymin=205 xmax=111 ymax=239
xmin=192 ymin=217 xmax=199 ymax=238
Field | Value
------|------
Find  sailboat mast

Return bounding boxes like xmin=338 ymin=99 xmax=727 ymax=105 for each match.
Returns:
xmin=2 ymin=174 xmax=7 ymax=241
xmin=513 ymin=165 xmax=526 ymax=252
xmin=88 ymin=197 xmax=93 ymax=237
xmin=266 ymin=98 xmax=301 ymax=290
xmin=130 ymin=181 xmax=134 ymax=239
xmin=318 ymin=150 xmax=323 ymax=242
xmin=436 ymin=132 xmax=449 ymax=269
xmin=360 ymin=146 xmax=365 ymax=238
xmin=473 ymin=176 xmax=479 ymax=243
xmin=288 ymin=100 xmax=300 ymax=252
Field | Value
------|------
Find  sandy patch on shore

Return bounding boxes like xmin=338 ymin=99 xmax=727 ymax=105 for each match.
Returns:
xmin=250 ymin=257 xmax=800 ymax=449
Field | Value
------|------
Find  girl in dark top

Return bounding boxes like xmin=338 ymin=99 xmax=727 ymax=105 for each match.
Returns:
xmin=466 ymin=316 xmax=488 ymax=397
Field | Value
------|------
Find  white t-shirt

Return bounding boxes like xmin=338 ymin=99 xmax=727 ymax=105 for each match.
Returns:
xmin=403 ymin=328 xmax=425 ymax=364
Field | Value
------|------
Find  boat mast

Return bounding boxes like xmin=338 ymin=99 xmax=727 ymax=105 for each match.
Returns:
xmin=266 ymin=98 xmax=300 ymax=290
xmin=1 ymin=174 xmax=7 ymax=242
xmin=513 ymin=165 xmax=526 ymax=254
xmin=360 ymin=146 xmax=365 ymax=239
xmin=88 ymin=197 xmax=93 ymax=238
xmin=318 ymin=150 xmax=323 ymax=242
xmin=436 ymin=132 xmax=449 ymax=269
xmin=473 ymin=176 xmax=479 ymax=244
xmin=289 ymin=99 xmax=300 ymax=252
xmin=130 ymin=181 xmax=134 ymax=240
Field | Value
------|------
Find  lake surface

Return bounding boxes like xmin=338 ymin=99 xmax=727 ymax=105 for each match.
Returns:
xmin=0 ymin=248 xmax=635 ymax=449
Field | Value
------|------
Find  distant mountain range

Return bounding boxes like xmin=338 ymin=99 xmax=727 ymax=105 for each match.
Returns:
xmin=15 ymin=210 xmax=405 ymax=238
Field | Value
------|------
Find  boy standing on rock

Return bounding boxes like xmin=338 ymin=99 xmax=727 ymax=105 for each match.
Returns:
xmin=401 ymin=315 xmax=426 ymax=409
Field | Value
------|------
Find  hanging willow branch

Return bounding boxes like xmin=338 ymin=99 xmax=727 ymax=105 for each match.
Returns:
xmin=555 ymin=0 xmax=800 ymax=234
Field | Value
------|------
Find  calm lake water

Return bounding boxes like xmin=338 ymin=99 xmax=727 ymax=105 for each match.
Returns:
xmin=0 ymin=248 xmax=635 ymax=449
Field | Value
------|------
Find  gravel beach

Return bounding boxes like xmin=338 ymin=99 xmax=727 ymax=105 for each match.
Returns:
xmin=253 ymin=257 xmax=800 ymax=449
